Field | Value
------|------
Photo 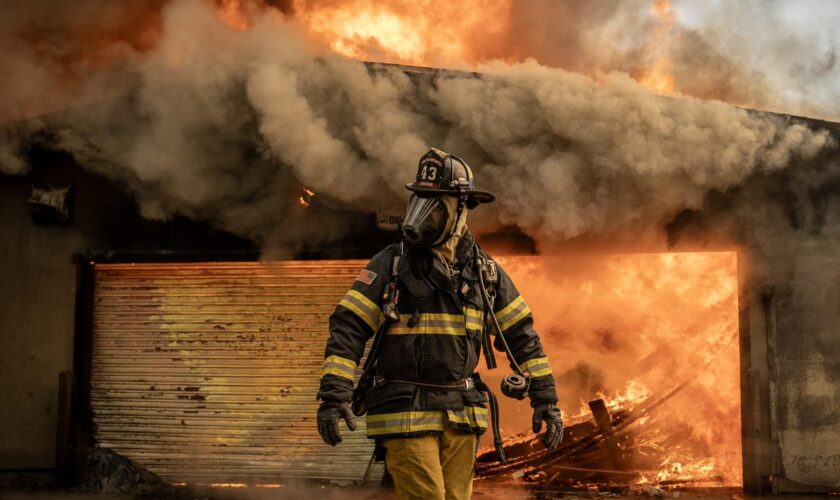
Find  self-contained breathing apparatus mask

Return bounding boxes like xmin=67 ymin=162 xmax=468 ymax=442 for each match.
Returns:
xmin=401 ymin=194 xmax=458 ymax=248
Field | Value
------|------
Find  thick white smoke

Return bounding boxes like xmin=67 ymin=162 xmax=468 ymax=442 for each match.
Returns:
xmin=0 ymin=0 xmax=834 ymax=255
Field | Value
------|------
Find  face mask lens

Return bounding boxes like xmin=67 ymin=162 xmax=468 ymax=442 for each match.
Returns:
xmin=402 ymin=195 xmax=448 ymax=246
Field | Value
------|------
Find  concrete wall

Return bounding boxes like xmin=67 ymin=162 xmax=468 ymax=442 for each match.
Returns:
xmin=775 ymin=249 xmax=840 ymax=489
xmin=0 ymin=150 xmax=255 ymax=469
xmin=0 ymin=174 xmax=80 ymax=469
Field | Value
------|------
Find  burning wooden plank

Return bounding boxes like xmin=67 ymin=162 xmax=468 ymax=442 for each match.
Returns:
xmin=476 ymin=381 xmax=728 ymax=491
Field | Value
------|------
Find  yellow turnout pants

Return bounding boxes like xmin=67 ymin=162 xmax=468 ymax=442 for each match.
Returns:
xmin=382 ymin=426 xmax=478 ymax=500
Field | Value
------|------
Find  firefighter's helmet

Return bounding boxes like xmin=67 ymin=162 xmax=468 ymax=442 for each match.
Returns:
xmin=405 ymin=147 xmax=495 ymax=208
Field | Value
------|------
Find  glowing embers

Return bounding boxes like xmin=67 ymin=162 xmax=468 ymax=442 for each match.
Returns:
xmin=298 ymin=186 xmax=315 ymax=207
xmin=477 ymin=252 xmax=742 ymax=490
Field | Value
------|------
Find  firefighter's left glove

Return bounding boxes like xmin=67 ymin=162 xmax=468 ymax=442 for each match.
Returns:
xmin=317 ymin=400 xmax=357 ymax=446
xmin=531 ymin=402 xmax=564 ymax=450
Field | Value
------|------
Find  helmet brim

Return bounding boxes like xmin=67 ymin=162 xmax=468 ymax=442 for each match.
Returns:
xmin=405 ymin=183 xmax=495 ymax=205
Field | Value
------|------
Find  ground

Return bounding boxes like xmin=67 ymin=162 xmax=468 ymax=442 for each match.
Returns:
xmin=0 ymin=482 xmax=831 ymax=500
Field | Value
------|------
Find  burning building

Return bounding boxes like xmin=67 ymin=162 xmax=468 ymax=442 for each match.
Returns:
xmin=1 ymin=0 xmax=840 ymax=496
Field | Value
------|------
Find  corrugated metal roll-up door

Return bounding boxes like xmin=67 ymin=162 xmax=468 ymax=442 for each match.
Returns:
xmin=90 ymin=261 xmax=383 ymax=484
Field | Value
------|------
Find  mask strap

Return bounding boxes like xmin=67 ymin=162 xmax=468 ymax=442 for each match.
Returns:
xmin=446 ymin=154 xmax=469 ymax=242
xmin=450 ymin=195 xmax=467 ymax=240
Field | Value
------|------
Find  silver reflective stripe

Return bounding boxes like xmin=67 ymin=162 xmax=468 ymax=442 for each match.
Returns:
xmin=496 ymin=296 xmax=531 ymax=332
xmin=446 ymin=406 xmax=489 ymax=429
xmin=322 ymin=355 xmax=358 ymax=380
xmin=323 ymin=362 xmax=354 ymax=377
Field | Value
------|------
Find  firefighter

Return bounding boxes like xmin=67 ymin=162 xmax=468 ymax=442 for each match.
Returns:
xmin=316 ymin=148 xmax=563 ymax=500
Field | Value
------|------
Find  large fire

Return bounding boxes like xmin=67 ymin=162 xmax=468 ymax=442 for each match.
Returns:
xmin=0 ymin=0 xmax=689 ymax=124
xmin=291 ymin=0 xmax=509 ymax=68
xmin=478 ymin=251 xmax=742 ymax=489
xmin=213 ymin=0 xmax=678 ymax=95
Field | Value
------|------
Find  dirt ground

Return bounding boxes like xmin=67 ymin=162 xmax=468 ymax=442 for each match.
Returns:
xmin=0 ymin=483 xmax=824 ymax=500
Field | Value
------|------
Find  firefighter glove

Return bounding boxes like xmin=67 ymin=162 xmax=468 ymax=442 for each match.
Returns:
xmin=532 ymin=402 xmax=564 ymax=450
xmin=317 ymin=400 xmax=357 ymax=446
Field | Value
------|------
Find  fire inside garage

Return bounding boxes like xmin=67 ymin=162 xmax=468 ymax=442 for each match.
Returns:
xmin=85 ymin=253 xmax=740 ymax=490
xmin=2 ymin=1 xmax=840 ymax=498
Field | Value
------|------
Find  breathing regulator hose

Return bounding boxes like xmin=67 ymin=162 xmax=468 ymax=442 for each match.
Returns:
xmin=476 ymin=256 xmax=524 ymax=376
xmin=474 ymin=254 xmax=530 ymax=463
xmin=475 ymin=255 xmax=531 ymax=402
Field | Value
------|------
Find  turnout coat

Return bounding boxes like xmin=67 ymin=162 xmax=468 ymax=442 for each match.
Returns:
xmin=317 ymin=231 xmax=558 ymax=440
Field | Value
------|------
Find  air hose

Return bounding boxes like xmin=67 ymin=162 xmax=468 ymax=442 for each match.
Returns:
xmin=474 ymin=251 xmax=532 ymax=462
xmin=475 ymin=254 xmax=526 ymax=377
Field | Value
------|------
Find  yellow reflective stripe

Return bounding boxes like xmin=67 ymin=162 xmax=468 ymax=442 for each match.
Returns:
xmin=390 ymin=326 xmax=465 ymax=335
xmin=388 ymin=313 xmax=466 ymax=336
xmin=366 ymin=411 xmax=445 ymax=436
xmin=347 ymin=289 xmax=379 ymax=312
xmin=322 ymin=355 xmax=357 ymax=380
xmin=464 ymin=308 xmax=483 ymax=330
xmin=368 ymin=423 xmax=444 ymax=435
xmin=496 ymin=295 xmax=524 ymax=320
xmin=446 ymin=406 xmax=489 ymax=429
xmin=418 ymin=313 xmax=465 ymax=322
xmin=495 ymin=295 xmax=531 ymax=332
xmin=465 ymin=319 xmax=482 ymax=330
xmin=338 ymin=289 xmax=384 ymax=331
xmin=520 ymin=356 xmax=548 ymax=369
xmin=529 ymin=366 xmax=552 ymax=377
xmin=521 ymin=356 xmax=552 ymax=377
xmin=464 ymin=308 xmax=483 ymax=318
xmin=338 ymin=299 xmax=379 ymax=331
xmin=367 ymin=411 xmax=443 ymax=423
xmin=323 ymin=366 xmax=355 ymax=380
xmin=499 ymin=303 xmax=531 ymax=331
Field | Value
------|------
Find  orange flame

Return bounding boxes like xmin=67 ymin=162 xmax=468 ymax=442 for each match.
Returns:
xmin=291 ymin=0 xmax=510 ymax=67
xmin=215 ymin=0 xmax=250 ymax=30
xmin=639 ymin=0 xmax=677 ymax=95
xmin=482 ymin=251 xmax=743 ymax=487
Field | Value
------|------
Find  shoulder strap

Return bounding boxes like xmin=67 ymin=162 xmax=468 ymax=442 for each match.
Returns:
xmin=351 ymin=243 xmax=404 ymax=415
xmin=392 ymin=241 xmax=404 ymax=277
xmin=474 ymin=245 xmax=498 ymax=306
xmin=358 ymin=242 xmax=402 ymax=374
xmin=472 ymin=245 xmax=498 ymax=370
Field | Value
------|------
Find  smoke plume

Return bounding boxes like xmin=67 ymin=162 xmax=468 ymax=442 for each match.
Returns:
xmin=0 ymin=0 xmax=835 ymax=256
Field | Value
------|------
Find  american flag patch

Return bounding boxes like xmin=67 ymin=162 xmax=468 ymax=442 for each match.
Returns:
xmin=355 ymin=269 xmax=378 ymax=285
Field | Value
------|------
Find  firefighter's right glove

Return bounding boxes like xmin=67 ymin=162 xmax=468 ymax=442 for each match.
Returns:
xmin=317 ymin=400 xmax=357 ymax=446
xmin=532 ymin=402 xmax=564 ymax=450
